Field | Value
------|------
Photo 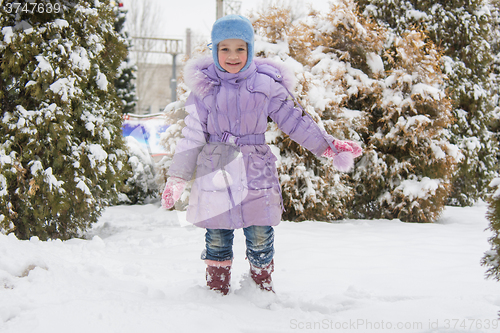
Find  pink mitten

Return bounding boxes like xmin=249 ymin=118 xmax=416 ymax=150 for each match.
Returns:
xmin=343 ymin=141 xmax=362 ymax=158
xmin=322 ymin=140 xmax=363 ymax=172
xmin=161 ymin=176 xmax=188 ymax=209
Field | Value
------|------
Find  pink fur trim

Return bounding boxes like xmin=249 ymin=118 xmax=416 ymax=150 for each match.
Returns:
xmin=183 ymin=56 xmax=218 ymax=97
xmin=205 ymin=259 xmax=233 ymax=267
xmin=332 ymin=152 xmax=355 ymax=172
xmin=183 ymin=55 xmax=297 ymax=97
xmin=322 ymin=140 xmax=363 ymax=172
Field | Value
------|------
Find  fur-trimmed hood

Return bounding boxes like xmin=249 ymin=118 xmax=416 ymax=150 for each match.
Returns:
xmin=183 ymin=56 xmax=297 ymax=97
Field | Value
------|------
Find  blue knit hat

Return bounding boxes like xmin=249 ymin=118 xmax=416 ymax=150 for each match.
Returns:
xmin=211 ymin=15 xmax=254 ymax=72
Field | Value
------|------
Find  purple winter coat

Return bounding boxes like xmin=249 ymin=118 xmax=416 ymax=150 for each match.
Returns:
xmin=167 ymin=56 xmax=334 ymax=229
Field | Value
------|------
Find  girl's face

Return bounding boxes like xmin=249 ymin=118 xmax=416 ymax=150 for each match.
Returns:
xmin=218 ymin=39 xmax=248 ymax=73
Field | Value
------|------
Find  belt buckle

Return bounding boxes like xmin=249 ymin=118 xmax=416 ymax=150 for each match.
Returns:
xmin=221 ymin=132 xmax=238 ymax=146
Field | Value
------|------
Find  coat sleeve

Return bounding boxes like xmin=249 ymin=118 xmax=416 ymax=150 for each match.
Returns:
xmin=268 ymin=82 xmax=333 ymax=156
xmin=167 ymin=93 xmax=208 ymax=181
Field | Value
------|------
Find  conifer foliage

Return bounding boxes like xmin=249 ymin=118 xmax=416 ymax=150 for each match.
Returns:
xmin=0 ymin=0 xmax=131 ymax=240
xmin=252 ymin=5 xmax=353 ymax=221
xmin=482 ymin=178 xmax=500 ymax=281
xmin=355 ymin=30 xmax=458 ymax=222
xmin=483 ymin=2 xmax=500 ymax=283
xmin=490 ymin=1 xmax=500 ymax=166
xmin=112 ymin=1 xmax=137 ymax=114
xmin=251 ymin=0 xmax=459 ymax=222
xmin=110 ymin=1 xmax=156 ymax=205
xmin=356 ymin=0 xmax=498 ymax=206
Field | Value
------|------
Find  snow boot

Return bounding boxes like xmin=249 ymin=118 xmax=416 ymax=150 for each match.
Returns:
xmin=205 ymin=260 xmax=232 ymax=295
xmin=250 ymin=260 xmax=274 ymax=292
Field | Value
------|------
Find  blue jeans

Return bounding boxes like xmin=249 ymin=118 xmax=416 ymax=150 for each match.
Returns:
xmin=201 ymin=226 xmax=274 ymax=268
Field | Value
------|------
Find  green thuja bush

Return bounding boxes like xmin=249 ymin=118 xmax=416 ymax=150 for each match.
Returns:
xmin=482 ymin=179 xmax=500 ymax=280
xmin=0 ymin=0 xmax=132 ymax=240
xmin=357 ymin=0 xmax=498 ymax=206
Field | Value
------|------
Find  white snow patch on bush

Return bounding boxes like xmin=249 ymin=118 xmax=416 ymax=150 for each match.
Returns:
xmin=366 ymin=52 xmax=384 ymax=74
xmin=96 ymin=71 xmax=108 ymax=91
xmin=30 ymin=160 xmax=44 ymax=176
xmin=412 ymin=83 xmax=443 ymax=100
xmin=70 ymin=48 xmax=91 ymax=72
xmin=35 ymin=56 xmax=54 ymax=76
xmin=463 ymin=137 xmax=481 ymax=151
xmin=87 ymin=144 xmax=108 ymax=168
xmin=76 ymin=180 xmax=92 ymax=196
xmin=49 ymin=77 xmax=77 ymax=102
xmin=2 ymin=26 xmax=14 ymax=44
xmin=490 ymin=178 xmax=500 ymax=198
xmin=43 ymin=167 xmax=64 ymax=190
xmin=0 ymin=175 xmax=7 ymax=196
xmin=407 ymin=9 xmax=429 ymax=21
xmin=53 ymin=19 xmax=69 ymax=28
xmin=430 ymin=143 xmax=446 ymax=159
xmin=398 ymin=177 xmax=440 ymax=200
xmin=254 ymin=38 xmax=290 ymax=58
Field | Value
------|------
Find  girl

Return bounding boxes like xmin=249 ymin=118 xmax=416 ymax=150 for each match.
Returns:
xmin=162 ymin=15 xmax=362 ymax=295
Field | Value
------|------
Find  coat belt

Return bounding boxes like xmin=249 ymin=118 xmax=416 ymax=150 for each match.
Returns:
xmin=208 ymin=132 xmax=265 ymax=146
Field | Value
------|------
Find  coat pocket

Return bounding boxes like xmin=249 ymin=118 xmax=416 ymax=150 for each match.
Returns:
xmin=196 ymin=144 xmax=247 ymax=193
xmin=245 ymin=150 xmax=278 ymax=190
xmin=196 ymin=152 xmax=227 ymax=192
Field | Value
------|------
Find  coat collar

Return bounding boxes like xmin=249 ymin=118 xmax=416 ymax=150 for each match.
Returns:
xmin=183 ymin=55 xmax=297 ymax=97
xmin=214 ymin=61 xmax=257 ymax=84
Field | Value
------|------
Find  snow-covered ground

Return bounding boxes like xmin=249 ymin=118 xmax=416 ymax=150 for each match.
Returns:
xmin=1 ymin=202 xmax=499 ymax=333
